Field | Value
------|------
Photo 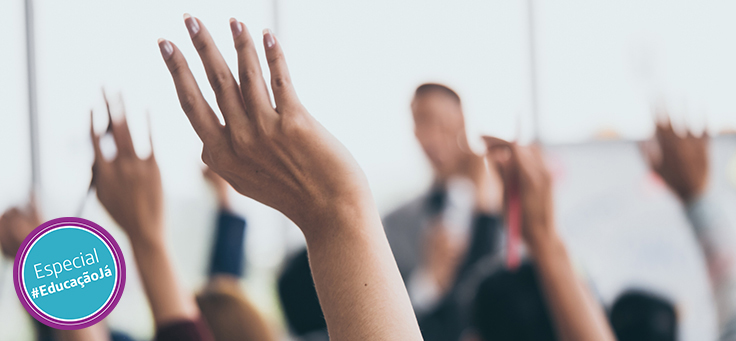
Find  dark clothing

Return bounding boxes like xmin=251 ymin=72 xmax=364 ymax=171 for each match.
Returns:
xmin=154 ymin=319 xmax=213 ymax=341
xmin=417 ymin=213 xmax=502 ymax=341
xmin=209 ymin=210 xmax=247 ymax=277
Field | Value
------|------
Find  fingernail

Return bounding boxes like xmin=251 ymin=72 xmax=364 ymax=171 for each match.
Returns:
xmin=158 ymin=38 xmax=173 ymax=59
xmin=263 ymin=29 xmax=275 ymax=48
xmin=184 ymin=13 xmax=200 ymax=36
xmin=230 ymin=18 xmax=242 ymax=37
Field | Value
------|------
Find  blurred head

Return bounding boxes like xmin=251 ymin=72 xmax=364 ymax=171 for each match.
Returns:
xmin=472 ymin=262 xmax=557 ymax=341
xmin=196 ymin=277 xmax=275 ymax=341
xmin=278 ymin=249 xmax=327 ymax=336
xmin=412 ymin=83 xmax=469 ymax=179
xmin=610 ymin=290 xmax=677 ymax=341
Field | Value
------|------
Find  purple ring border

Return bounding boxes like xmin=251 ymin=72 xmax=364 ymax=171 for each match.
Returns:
xmin=13 ymin=217 xmax=126 ymax=330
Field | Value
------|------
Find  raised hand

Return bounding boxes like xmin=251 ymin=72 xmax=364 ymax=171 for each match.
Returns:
xmin=644 ymin=118 xmax=709 ymax=203
xmin=483 ymin=137 xmax=615 ymax=341
xmin=158 ymin=15 xmax=370 ymax=232
xmin=0 ymin=198 xmax=40 ymax=259
xmin=483 ymin=137 xmax=554 ymax=248
xmin=91 ymin=98 xmax=163 ymax=244
xmin=91 ymin=97 xmax=203 ymax=328
xmin=158 ymin=15 xmax=422 ymax=340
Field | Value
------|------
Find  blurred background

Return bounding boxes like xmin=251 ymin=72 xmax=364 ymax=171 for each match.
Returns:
xmin=1 ymin=0 xmax=736 ymax=340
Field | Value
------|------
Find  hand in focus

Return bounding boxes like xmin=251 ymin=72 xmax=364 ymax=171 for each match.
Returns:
xmin=644 ymin=119 xmax=709 ymax=203
xmin=91 ymin=100 xmax=163 ymax=244
xmin=483 ymin=137 xmax=555 ymax=249
xmin=159 ymin=16 xmax=370 ymax=231
xmin=0 ymin=200 xmax=40 ymax=258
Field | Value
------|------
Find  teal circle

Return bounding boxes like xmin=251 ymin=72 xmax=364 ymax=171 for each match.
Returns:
xmin=22 ymin=227 xmax=117 ymax=321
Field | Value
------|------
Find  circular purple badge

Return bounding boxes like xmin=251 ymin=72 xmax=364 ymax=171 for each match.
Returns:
xmin=13 ymin=217 xmax=126 ymax=329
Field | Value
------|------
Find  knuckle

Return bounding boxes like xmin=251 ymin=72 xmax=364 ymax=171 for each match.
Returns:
xmin=232 ymin=141 xmax=251 ymax=159
xmin=179 ymin=92 xmax=199 ymax=113
xmin=210 ymin=71 xmax=234 ymax=94
xmin=267 ymin=51 xmax=283 ymax=65
xmin=239 ymin=67 xmax=260 ymax=84
xmin=194 ymin=39 xmax=210 ymax=54
xmin=201 ymin=149 xmax=213 ymax=166
xmin=272 ymin=75 xmax=290 ymax=89
xmin=280 ymin=113 xmax=309 ymax=135
xmin=168 ymin=58 xmax=186 ymax=75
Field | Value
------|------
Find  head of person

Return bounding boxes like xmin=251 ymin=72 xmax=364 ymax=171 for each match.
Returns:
xmin=610 ymin=290 xmax=677 ymax=341
xmin=277 ymin=249 xmax=328 ymax=337
xmin=196 ymin=277 xmax=275 ymax=341
xmin=472 ymin=262 xmax=557 ymax=341
xmin=412 ymin=83 xmax=469 ymax=180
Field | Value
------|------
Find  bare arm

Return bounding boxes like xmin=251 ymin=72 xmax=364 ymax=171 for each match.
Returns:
xmin=91 ymin=99 xmax=199 ymax=327
xmin=485 ymin=138 xmax=615 ymax=341
xmin=644 ymin=118 xmax=736 ymax=334
xmin=158 ymin=15 xmax=422 ymax=340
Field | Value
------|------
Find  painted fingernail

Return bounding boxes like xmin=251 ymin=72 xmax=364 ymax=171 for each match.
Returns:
xmin=158 ymin=38 xmax=173 ymax=59
xmin=184 ymin=13 xmax=200 ymax=36
xmin=230 ymin=18 xmax=242 ymax=38
xmin=263 ymin=29 xmax=275 ymax=48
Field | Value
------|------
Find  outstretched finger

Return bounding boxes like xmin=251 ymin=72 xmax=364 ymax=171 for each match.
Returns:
xmin=159 ymin=38 xmax=223 ymax=146
xmin=90 ymin=110 xmax=104 ymax=164
xmin=103 ymin=92 xmax=136 ymax=158
xmin=184 ymin=14 xmax=248 ymax=129
xmin=231 ymin=19 xmax=273 ymax=118
xmin=262 ymin=29 xmax=299 ymax=113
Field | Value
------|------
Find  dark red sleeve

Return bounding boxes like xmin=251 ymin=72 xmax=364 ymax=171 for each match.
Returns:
xmin=155 ymin=318 xmax=213 ymax=341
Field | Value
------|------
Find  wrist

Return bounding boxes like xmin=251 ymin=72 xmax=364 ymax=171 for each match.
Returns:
xmin=298 ymin=192 xmax=380 ymax=242
xmin=126 ymin=223 xmax=166 ymax=252
xmin=525 ymin=224 xmax=563 ymax=258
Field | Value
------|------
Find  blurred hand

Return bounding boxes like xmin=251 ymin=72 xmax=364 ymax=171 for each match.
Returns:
xmin=158 ymin=16 xmax=370 ymax=231
xmin=422 ymin=221 xmax=466 ymax=293
xmin=91 ymin=100 xmax=163 ymax=244
xmin=467 ymin=154 xmax=503 ymax=213
xmin=483 ymin=137 xmax=555 ymax=249
xmin=644 ymin=119 xmax=709 ymax=203
xmin=0 ymin=199 xmax=40 ymax=259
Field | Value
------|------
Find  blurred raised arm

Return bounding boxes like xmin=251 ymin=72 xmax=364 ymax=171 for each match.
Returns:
xmin=157 ymin=15 xmax=422 ymax=340
xmin=484 ymin=137 xmax=615 ymax=341
xmin=644 ymin=118 xmax=736 ymax=338
xmin=91 ymin=98 xmax=209 ymax=340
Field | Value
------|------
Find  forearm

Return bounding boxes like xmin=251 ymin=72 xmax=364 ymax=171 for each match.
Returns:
xmin=301 ymin=200 xmax=423 ymax=341
xmin=685 ymin=193 xmax=736 ymax=329
xmin=530 ymin=231 xmax=614 ymax=341
xmin=130 ymin=234 xmax=199 ymax=327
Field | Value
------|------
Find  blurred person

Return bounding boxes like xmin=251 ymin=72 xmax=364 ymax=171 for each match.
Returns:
xmin=643 ymin=118 xmax=736 ymax=340
xmin=610 ymin=290 xmax=677 ymax=341
xmin=467 ymin=137 xmax=616 ymax=341
xmin=276 ymin=83 xmax=505 ymax=340
xmin=379 ymin=84 xmax=506 ymax=340
xmin=157 ymin=14 xmax=423 ymax=340
xmin=471 ymin=261 xmax=556 ymax=341
xmin=90 ymin=101 xmax=212 ymax=341
xmin=277 ymin=249 xmax=327 ymax=341
xmin=0 ymin=199 xmax=125 ymax=341
xmin=196 ymin=168 xmax=277 ymax=341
